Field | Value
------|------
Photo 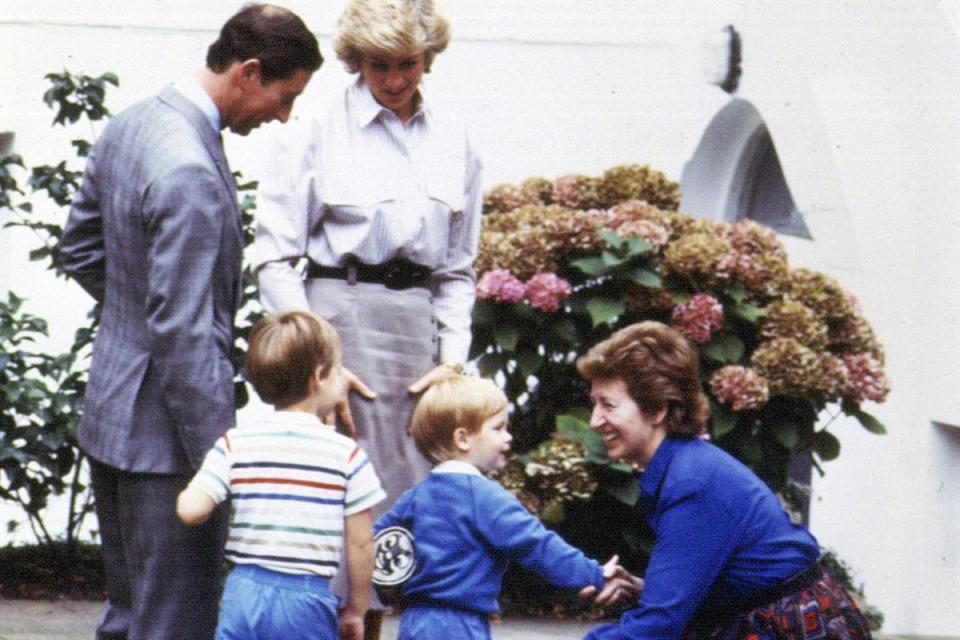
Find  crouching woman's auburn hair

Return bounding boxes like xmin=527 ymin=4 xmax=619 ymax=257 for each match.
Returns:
xmin=576 ymin=321 xmax=709 ymax=437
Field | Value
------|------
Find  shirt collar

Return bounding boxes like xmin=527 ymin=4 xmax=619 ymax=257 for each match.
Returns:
xmin=432 ymin=459 xmax=483 ymax=476
xmin=173 ymin=75 xmax=221 ymax=132
xmin=348 ymin=77 xmax=428 ymax=129
xmin=262 ymin=409 xmax=332 ymax=429
xmin=638 ymin=436 xmax=682 ymax=498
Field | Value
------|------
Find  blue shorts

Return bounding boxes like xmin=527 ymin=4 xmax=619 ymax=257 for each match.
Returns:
xmin=398 ymin=604 xmax=491 ymax=640
xmin=215 ymin=564 xmax=338 ymax=640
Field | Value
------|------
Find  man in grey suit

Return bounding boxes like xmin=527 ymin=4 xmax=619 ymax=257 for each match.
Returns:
xmin=59 ymin=5 xmax=321 ymax=638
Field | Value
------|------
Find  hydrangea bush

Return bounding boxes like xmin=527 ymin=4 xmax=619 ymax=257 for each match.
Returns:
xmin=471 ymin=164 xmax=889 ymax=522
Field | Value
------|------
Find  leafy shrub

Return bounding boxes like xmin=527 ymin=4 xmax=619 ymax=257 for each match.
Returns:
xmin=473 ymin=168 xmax=889 ymax=594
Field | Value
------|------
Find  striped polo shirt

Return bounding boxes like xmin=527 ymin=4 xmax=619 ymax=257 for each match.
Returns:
xmin=187 ymin=410 xmax=385 ymax=576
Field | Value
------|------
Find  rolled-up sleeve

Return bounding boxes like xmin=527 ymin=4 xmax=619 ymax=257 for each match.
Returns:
xmin=433 ymin=132 xmax=483 ymax=363
xmin=249 ymin=118 xmax=321 ymax=313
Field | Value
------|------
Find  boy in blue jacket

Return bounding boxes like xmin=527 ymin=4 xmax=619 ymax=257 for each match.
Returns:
xmin=374 ymin=376 xmax=639 ymax=640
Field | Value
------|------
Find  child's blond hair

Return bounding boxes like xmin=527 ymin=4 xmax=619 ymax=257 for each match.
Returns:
xmin=245 ymin=311 xmax=341 ymax=408
xmin=409 ymin=376 xmax=507 ymax=463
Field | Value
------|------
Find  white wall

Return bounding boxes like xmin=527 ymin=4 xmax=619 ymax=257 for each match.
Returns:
xmin=1 ymin=1 xmax=958 ymax=635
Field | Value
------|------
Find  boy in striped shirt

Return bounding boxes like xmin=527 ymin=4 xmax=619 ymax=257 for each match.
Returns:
xmin=177 ymin=311 xmax=385 ymax=640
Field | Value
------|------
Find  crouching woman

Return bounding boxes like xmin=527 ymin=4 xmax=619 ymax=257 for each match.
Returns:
xmin=578 ymin=321 xmax=872 ymax=640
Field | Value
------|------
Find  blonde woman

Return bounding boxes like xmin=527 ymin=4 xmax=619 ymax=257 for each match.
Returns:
xmin=250 ymin=1 xmax=481 ymax=637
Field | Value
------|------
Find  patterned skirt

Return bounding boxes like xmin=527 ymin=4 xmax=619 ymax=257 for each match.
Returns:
xmin=683 ymin=563 xmax=873 ymax=640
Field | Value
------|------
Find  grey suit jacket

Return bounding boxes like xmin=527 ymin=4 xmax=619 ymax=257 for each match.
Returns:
xmin=61 ymin=86 xmax=242 ymax=473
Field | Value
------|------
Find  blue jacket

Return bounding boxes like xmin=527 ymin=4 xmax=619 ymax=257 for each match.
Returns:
xmin=585 ymin=437 xmax=820 ymax=639
xmin=375 ymin=463 xmax=605 ymax=614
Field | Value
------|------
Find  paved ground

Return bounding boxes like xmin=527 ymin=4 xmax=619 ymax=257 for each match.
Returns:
xmin=0 ymin=599 xmax=955 ymax=640
xmin=0 ymin=599 xmax=598 ymax=640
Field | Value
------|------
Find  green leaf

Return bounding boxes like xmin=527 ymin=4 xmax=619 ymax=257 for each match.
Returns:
xmin=477 ymin=352 xmax=507 ymax=377
xmin=769 ymin=418 xmax=800 ymax=449
xmin=540 ymin=500 xmax=566 ymax=525
xmin=551 ymin=319 xmax=578 ymax=345
xmin=565 ymin=406 xmax=592 ymax=423
xmin=702 ymin=333 xmax=745 ymax=364
xmin=850 ymin=407 xmax=887 ymax=434
xmin=729 ymin=302 xmax=766 ymax=324
xmin=29 ymin=247 xmax=51 ymax=261
xmin=812 ymin=430 xmax=841 ymax=461
xmin=710 ymin=402 xmax=739 ymax=437
xmin=515 ymin=350 xmax=543 ymax=378
xmin=570 ymin=256 xmax=608 ymax=277
xmin=628 ymin=267 xmax=661 ymax=288
xmin=471 ymin=299 xmax=501 ymax=327
xmin=725 ymin=284 xmax=748 ymax=304
xmin=671 ymin=291 xmax=690 ymax=305
xmin=556 ymin=413 xmax=607 ymax=459
xmin=601 ymin=473 xmax=639 ymax=507
xmin=598 ymin=228 xmax=624 ymax=247
xmin=556 ymin=413 xmax=591 ymax=437
xmin=624 ymin=236 xmax=654 ymax=256
xmin=493 ymin=323 xmax=519 ymax=351
xmin=585 ymin=297 xmax=625 ymax=327
xmin=728 ymin=429 xmax=763 ymax=463
xmin=601 ymin=250 xmax=627 ymax=268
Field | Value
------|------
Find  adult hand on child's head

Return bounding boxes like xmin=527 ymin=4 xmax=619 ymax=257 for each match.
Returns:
xmin=328 ymin=367 xmax=377 ymax=438
xmin=407 ymin=362 xmax=463 ymax=396
xmin=338 ymin=609 xmax=364 ymax=640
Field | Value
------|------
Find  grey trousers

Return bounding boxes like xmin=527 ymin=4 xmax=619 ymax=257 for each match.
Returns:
xmin=89 ymin=458 xmax=227 ymax=640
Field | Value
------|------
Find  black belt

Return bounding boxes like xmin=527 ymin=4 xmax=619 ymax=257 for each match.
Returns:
xmin=688 ymin=560 xmax=824 ymax=636
xmin=306 ymin=257 xmax=431 ymax=290
xmin=738 ymin=560 xmax=823 ymax=611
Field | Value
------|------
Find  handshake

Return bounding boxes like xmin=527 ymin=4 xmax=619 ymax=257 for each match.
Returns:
xmin=579 ymin=555 xmax=645 ymax=606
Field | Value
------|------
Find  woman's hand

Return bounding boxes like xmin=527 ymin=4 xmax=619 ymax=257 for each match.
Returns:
xmin=579 ymin=555 xmax=645 ymax=606
xmin=325 ymin=367 xmax=376 ymax=438
xmin=407 ymin=363 xmax=464 ymax=396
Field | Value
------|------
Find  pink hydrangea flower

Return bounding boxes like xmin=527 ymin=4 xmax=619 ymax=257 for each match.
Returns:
xmin=710 ymin=365 xmax=770 ymax=411
xmin=846 ymin=291 xmax=863 ymax=315
xmin=525 ymin=272 xmax=572 ymax=313
xmin=842 ymin=353 xmax=890 ymax=403
xmin=476 ymin=268 xmax=526 ymax=303
xmin=616 ymin=219 xmax=670 ymax=249
xmin=671 ymin=293 xmax=724 ymax=343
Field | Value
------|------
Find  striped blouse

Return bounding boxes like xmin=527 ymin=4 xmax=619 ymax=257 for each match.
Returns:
xmin=187 ymin=409 xmax=385 ymax=576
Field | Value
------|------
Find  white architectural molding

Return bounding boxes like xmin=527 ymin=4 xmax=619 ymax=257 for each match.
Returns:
xmin=680 ymin=95 xmax=859 ymax=271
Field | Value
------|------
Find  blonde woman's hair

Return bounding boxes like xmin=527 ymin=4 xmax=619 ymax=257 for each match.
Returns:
xmin=409 ymin=376 xmax=507 ymax=463
xmin=333 ymin=0 xmax=450 ymax=73
xmin=245 ymin=311 xmax=341 ymax=408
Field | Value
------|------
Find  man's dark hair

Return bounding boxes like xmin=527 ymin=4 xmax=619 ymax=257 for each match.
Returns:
xmin=207 ymin=4 xmax=322 ymax=82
